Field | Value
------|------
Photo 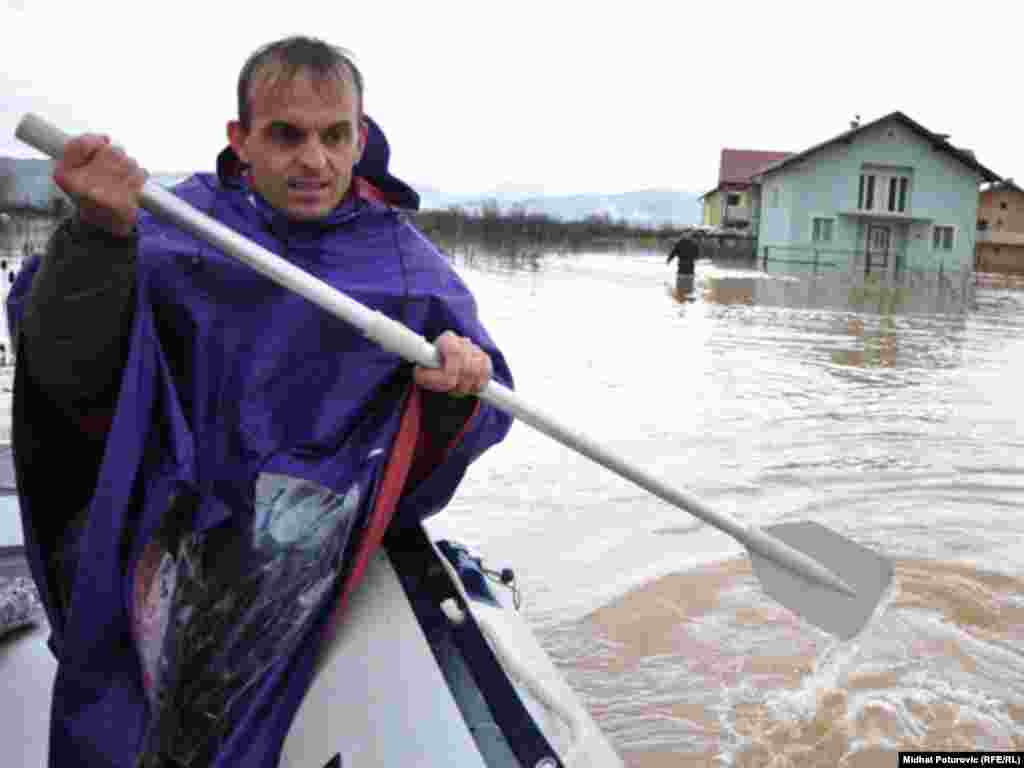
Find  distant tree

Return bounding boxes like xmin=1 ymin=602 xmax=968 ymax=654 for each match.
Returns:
xmin=583 ymin=212 xmax=612 ymax=238
xmin=0 ymin=170 xmax=14 ymax=207
xmin=480 ymin=198 xmax=500 ymax=220
xmin=479 ymin=199 xmax=500 ymax=240
xmin=413 ymin=203 xmax=674 ymax=257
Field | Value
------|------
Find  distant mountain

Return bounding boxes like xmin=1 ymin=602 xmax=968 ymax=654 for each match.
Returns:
xmin=415 ymin=185 xmax=703 ymax=228
xmin=518 ymin=189 xmax=702 ymax=228
xmin=483 ymin=182 xmax=549 ymax=201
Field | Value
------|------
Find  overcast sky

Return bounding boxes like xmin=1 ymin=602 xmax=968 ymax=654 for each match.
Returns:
xmin=2 ymin=1 xmax=1019 ymax=197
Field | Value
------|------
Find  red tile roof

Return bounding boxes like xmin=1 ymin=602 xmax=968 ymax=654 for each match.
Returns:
xmin=719 ymin=149 xmax=792 ymax=185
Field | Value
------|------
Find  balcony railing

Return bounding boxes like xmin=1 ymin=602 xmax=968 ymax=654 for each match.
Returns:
xmin=722 ymin=206 xmax=751 ymax=223
xmin=837 ymin=208 xmax=932 ymax=223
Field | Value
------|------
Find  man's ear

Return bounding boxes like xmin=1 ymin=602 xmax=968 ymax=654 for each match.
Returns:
xmin=355 ymin=117 xmax=368 ymax=164
xmin=227 ymin=121 xmax=248 ymax=163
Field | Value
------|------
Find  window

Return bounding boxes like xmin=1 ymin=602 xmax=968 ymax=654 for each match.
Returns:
xmin=859 ymin=175 xmax=875 ymax=210
xmin=726 ymin=193 xmax=741 ymax=206
xmin=858 ymin=171 xmax=911 ymax=212
xmin=933 ymin=225 xmax=954 ymax=251
xmin=1000 ymin=201 xmax=1008 ymax=210
xmin=812 ymin=217 xmax=834 ymax=242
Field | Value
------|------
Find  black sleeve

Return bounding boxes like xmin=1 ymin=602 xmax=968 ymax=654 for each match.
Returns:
xmin=20 ymin=215 xmax=138 ymax=415
xmin=419 ymin=388 xmax=478 ymax=447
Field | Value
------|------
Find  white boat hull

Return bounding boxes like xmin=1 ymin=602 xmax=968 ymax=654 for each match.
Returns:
xmin=1 ymin=530 xmax=623 ymax=767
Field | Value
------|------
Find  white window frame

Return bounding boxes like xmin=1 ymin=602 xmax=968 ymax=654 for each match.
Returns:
xmin=858 ymin=170 xmax=912 ymax=213
xmin=811 ymin=215 xmax=834 ymax=243
xmin=932 ymin=225 xmax=956 ymax=251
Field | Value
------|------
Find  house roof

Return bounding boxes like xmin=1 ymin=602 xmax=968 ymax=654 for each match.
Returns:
xmin=719 ymin=149 xmax=792 ymax=185
xmin=698 ymin=149 xmax=792 ymax=201
xmin=981 ymin=178 xmax=1024 ymax=196
xmin=752 ymin=112 xmax=1002 ymax=184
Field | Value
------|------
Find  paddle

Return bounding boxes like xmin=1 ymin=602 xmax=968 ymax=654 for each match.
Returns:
xmin=15 ymin=113 xmax=893 ymax=641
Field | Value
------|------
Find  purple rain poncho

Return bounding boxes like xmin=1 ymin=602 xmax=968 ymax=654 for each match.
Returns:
xmin=5 ymin=173 xmax=513 ymax=767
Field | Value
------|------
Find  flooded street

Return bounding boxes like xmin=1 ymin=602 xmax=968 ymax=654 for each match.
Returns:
xmin=426 ymin=250 xmax=1024 ymax=764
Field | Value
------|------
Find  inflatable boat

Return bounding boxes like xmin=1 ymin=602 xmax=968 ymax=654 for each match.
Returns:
xmin=0 ymin=505 xmax=623 ymax=767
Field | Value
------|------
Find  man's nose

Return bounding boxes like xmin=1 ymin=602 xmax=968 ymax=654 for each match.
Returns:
xmin=298 ymin=138 xmax=328 ymax=170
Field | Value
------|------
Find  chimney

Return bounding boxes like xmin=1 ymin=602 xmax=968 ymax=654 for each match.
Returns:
xmin=849 ymin=114 xmax=861 ymax=130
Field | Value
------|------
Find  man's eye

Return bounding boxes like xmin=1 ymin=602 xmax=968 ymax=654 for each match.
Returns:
xmin=270 ymin=125 xmax=302 ymax=144
xmin=322 ymin=127 xmax=348 ymax=146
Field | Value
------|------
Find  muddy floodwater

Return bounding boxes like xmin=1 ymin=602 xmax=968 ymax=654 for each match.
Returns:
xmin=425 ymin=251 xmax=1024 ymax=765
xmin=3 ymin=247 xmax=1024 ymax=765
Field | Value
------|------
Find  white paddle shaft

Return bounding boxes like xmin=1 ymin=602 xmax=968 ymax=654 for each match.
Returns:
xmin=16 ymin=112 xmax=855 ymax=598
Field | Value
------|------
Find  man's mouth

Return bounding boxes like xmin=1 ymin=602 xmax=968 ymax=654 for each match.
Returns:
xmin=288 ymin=179 xmax=330 ymax=191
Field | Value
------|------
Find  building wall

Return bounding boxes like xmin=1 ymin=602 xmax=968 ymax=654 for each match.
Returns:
xmin=704 ymin=188 xmax=760 ymax=227
xmin=977 ymin=187 xmax=1024 ymax=235
xmin=702 ymin=190 xmax=722 ymax=227
xmin=976 ymin=243 xmax=1024 ymax=273
xmin=975 ymin=187 xmax=1024 ymax=273
xmin=748 ymin=186 xmax=763 ymax=235
xmin=757 ymin=117 xmax=983 ymax=272
xmin=722 ymin=187 xmax=754 ymax=227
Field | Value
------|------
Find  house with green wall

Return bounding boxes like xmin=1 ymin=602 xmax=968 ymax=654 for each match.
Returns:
xmin=753 ymin=112 xmax=1001 ymax=274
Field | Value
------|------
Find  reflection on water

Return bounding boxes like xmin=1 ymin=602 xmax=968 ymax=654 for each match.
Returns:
xmin=675 ymin=265 xmax=975 ymax=318
xmin=435 ymin=245 xmax=1024 ymax=766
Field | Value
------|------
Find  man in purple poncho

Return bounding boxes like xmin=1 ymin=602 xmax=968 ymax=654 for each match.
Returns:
xmin=6 ymin=36 xmax=513 ymax=767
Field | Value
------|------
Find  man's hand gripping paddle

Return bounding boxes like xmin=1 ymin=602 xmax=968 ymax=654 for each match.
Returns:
xmin=16 ymin=113 xmax=893 ymax=640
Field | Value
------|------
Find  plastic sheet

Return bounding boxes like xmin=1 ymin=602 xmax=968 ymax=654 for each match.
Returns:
xmin=135 ymin=473 xmax=362 ymax=767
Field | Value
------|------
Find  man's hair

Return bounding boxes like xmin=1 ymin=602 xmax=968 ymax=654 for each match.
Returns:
xmin=237 ymin=36 xmax=364 ymax=130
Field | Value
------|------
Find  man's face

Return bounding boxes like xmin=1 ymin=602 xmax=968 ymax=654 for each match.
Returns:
xmin=228 ymin=69 xmax=365 ymax=221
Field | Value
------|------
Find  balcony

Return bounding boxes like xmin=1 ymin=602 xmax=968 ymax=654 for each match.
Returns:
xmin=722 ymin=206 xmax=752 ymax=227
xmin=977 ymin=229 xmax=1024 ymax=246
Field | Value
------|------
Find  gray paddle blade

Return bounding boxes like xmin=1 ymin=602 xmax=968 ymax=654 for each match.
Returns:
xmin=749 ymin=521 xmax=894 ymax=640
